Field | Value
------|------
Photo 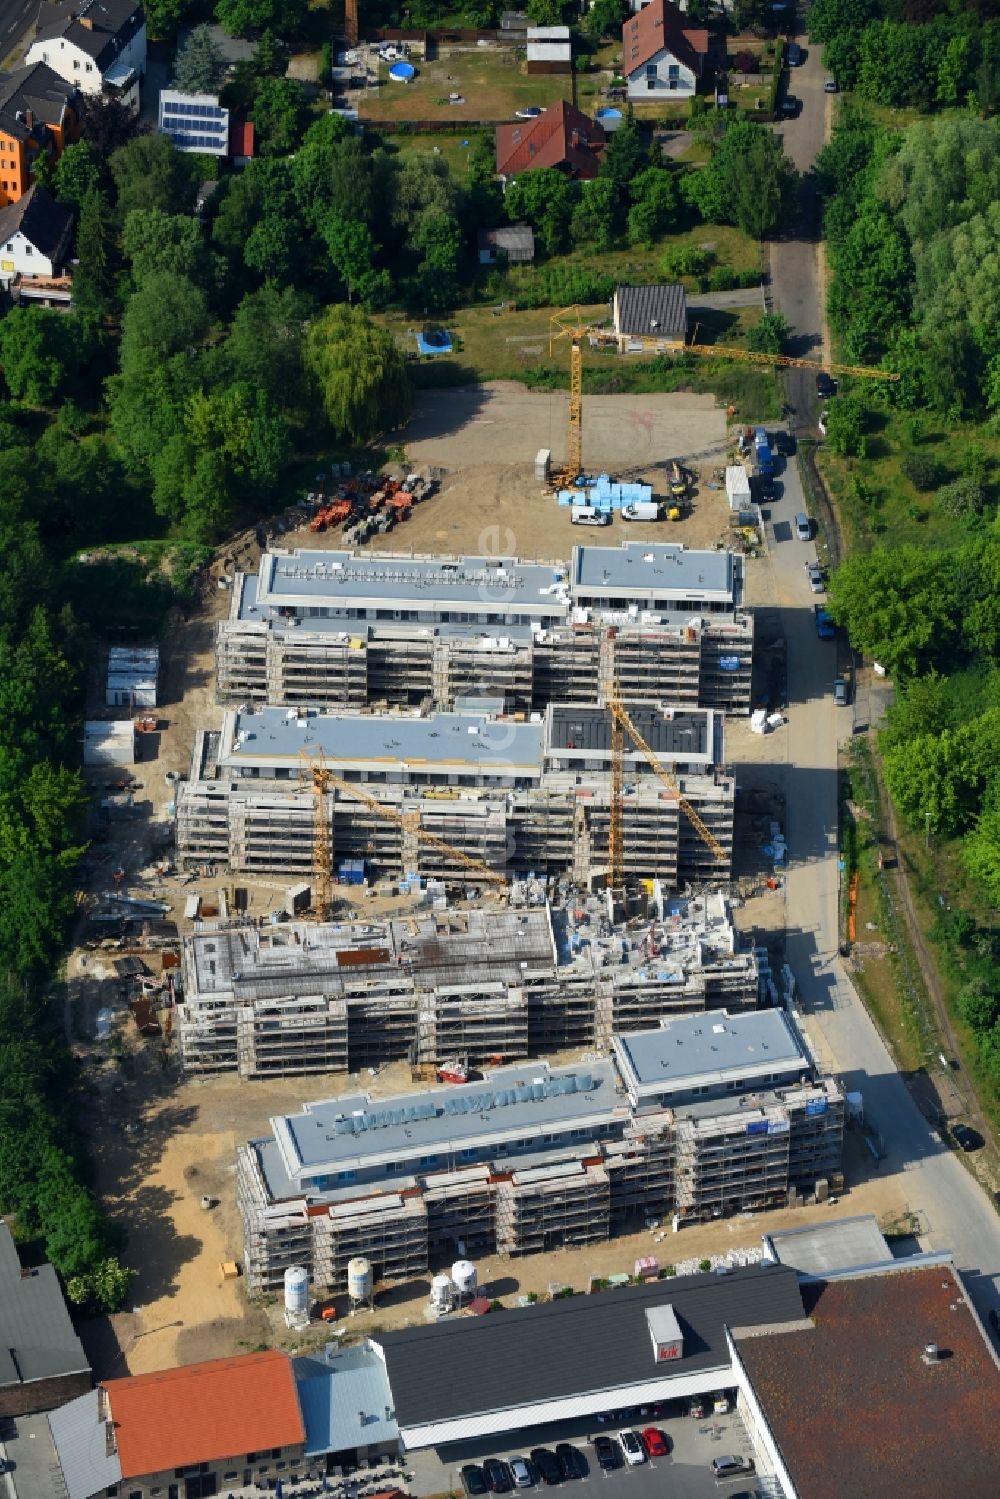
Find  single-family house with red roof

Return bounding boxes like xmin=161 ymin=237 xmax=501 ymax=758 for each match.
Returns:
xmin=622 ymin=0 xmax=709 ymax=101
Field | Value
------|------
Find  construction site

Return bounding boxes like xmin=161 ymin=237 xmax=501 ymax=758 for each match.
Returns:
xmin=177 ymin=890 xmax=761 ymax=1079
xmin=236 ymin=1007 xmax=846 ymax=1296
xmin=175 ymin=698 xmax=735 ymax=890
xmin=216 ymin=542 xmax=754 ymax=717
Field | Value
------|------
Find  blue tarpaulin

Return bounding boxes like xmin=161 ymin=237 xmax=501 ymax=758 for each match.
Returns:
xmin=417 ymin=327 xmax=453 ymax=355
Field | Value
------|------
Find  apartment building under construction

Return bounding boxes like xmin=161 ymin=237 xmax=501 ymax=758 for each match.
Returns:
xmin=176 ymin=700 xmax=735 ymax=889
xmin=177 ymin=893 xmax=759 ymax=1078
xmin=237 ymin=1009 xmax=845 ymax=1295
xmin=216 ymin=543 xmax=753 ymax=716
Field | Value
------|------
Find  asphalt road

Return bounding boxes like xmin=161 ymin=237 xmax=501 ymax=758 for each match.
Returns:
xmin=758 ymin=37 xmax=1000 ymax=1331
xmin=769 ymin=42 xmax=831 ymax=433
xmin=0 ymin=0 xmax=34 ymax=64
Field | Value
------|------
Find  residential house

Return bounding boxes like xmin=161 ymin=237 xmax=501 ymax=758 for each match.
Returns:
xmin=0 ymin=1221 xmax=90 ymax=1418
xmin=611 ymin=282 xmax=687 ymax=349
xmin=0 ymin=62 xmax=79 ymax=209
xmin=477 ymin=223 xmax=535 ymax=264
xmin=26 ymin=0 xmax=146 ymax=116
xmin=158 ymin=89 xmax=229 ymax=155
xmin=0 ymin=182 xmax=73 ymax=303
xmin=48 ymin=1349 xmax=308 ymax=1499
xmin=621 ymin=0 xmax=709 ymax=101
xmin=495 ymin=99 xmax=605 ymax=181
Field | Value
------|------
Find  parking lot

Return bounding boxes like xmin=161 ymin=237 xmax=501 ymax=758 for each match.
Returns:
xmin=407 ymin=1401 xmax=761 ymax=1499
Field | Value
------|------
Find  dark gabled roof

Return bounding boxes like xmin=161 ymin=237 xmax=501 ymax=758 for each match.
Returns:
xmin=622 ymin=0 xmax=708 ymax=79
xmin=380 ymin=1263 xmax=804 ymax=1428
xmin=32 ymin=0 xmax=145 ymax=70
xmin=0 ymin=1223 xmax=90 ymax=1392
xmin=614 ymin=282 xmax=688 ymax=338
xmin=0 ymin=61 xmax=76 ymax=140
xmin=0 ymin=184 xmax=73 ymax=262
xmin=495 ymin=100 xmax=605 ymax=179
xmin=736 ymin=1265 xmax=1000 ymax=1499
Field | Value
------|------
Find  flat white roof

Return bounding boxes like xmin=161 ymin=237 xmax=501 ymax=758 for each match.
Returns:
xmin=613 ymin=1009 xmax=809 ymax=1099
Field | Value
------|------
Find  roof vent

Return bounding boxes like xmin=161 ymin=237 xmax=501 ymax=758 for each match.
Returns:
xmin=921 ymin=1343 xmax=942 ymax=1364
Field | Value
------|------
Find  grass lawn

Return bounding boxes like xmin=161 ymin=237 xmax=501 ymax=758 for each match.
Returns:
xmin=391 ymin=131 xmax=483 ymax=174
xmin=360 ymin=45 xmax=572 ymax=123
xmin=817 ymin=404 xmax=1000 ymax=554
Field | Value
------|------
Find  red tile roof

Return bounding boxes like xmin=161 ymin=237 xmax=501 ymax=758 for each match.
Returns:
xmin=229 ymin=118 xmax=255 ymax=158
xmin=104 ymin=1350 xmax=305 ymax=1479
xmin=622 ymin=0 xmax=708 ymax=80
xmin=495 ymin=100 xmax=605 ymax=179
xmin=735 ymin=1266 xmax=1000 ymax=1499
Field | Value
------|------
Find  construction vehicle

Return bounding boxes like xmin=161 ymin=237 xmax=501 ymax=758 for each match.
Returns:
xmin=548 ymin=307 xmax=899 ymax=486
xmin=299 ymin=744 xmax=508 ymax=898
xmin=607 ymin=691 xmax=728 ymax=892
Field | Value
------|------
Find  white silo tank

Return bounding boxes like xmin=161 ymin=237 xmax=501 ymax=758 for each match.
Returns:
xmin=347 ymin=1256 xmax=374 ymax=1304
xmin=284 ymin=1265 xmax=309 ymax=1317
xmin=451 ymin=1260 xmax=477 ymax=1297
xmin=430 ymin=1273 xmax=453 ymax=1310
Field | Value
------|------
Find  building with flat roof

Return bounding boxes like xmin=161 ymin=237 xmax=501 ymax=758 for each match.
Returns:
xmin=177 ymin=893 xmax=760 ymax=1079
xmin=106 ymin=644 xmax=158 ymax=708
xmin=761 ymin=1214 xmax=891 ymax=1278
xmin=732 ymin=1261 xmax=1000 ymax=1499
xmin=216 ymin=543 xmax=752 ymax=717
xmin=293 ymin=1341 xmax=399 ymax=1467
xmin=177 ymin=700 xmax=734 ymax=889
xmin=612 ymin=1007 xmax=812 ymax=1110
xmin=0 ymin=1221 xmax=90 ymax=1417
xmin=237 ymin=1016 xmax=843 ymax=1294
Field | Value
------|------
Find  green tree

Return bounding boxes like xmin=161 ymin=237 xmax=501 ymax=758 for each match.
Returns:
xmin=250 ymin=77 xmax=309 ymax=156
xmin=216 ymin=0 xmax=306 ymax=40
xmin=504 ymin=168 xmax=578 ymax=254
xmin=956 ymin=976 xmax=1000 ymax=1034
xmin=827 ymin=546 xmax=962 ymax=678
xmin=0 ymin=309 xmax=76 ymax=406
xmin=600 ymin=107 xmax=648 ymax=200
xmin=119 ymin=272 xmax=210 ymax=373
xmin=807 ymin=0 xmax=875 ymax=45
xmin=684 ymin=119 xmax=796 ymax=239
xmin=253 ymin=27 xmax=289 ymax=75
xmin=73 ymin=189 xmax=118 ymax=313
xmin=304 ymin=304 xmax=411 ymax=443
xmin=66 ymin=1257 xmax=134 ymax=1313
xmin=585 ymin=0 xmax=627 ymax=39
xmin=570 ymin=177 xmax=618 ymax=251
xmin=110 ymin=133 xmax=198 ymax=216
xmin=243 ymin=212 xmax=302 ymax=283
xmin=122 ymin=208 xmax=217 ymax=291
xmin=173 ymin=22 xmax=226 ymax=91
xmin=962 ymin=801 xmax=1000 ymax=905
xmin=322 ymin=212 xmax=388 ymax=305
xmin=626 ymin=167 xmax=677 ymax=248
xmin=224 ymin=284 xmax=309 ymax=408
xmin=823 ymin=392 xmax=868 ymax=456
xmin=746 ymin=312 xmax=790 ymax=356
xmin=52 ymin=140 xmax=104 ymax=210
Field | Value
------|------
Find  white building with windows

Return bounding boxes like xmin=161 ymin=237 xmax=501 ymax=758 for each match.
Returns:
xmin=26 ymin=0 xmax=146 ymax=115
xmin=158 ymin=89 xmax=229 ymax=155
xmin=621 ymin=0 xmax=708 ymax=101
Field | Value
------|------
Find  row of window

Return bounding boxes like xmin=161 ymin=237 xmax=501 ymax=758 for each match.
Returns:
xmin=41 ymin=50 xmax=93 ymax=71
xmin=322 ymin=1122 xmax=620 ymax=1185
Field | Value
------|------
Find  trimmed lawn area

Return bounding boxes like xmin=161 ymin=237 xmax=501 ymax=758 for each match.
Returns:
xmin=817 ymin=406 xmax=1000 ymax=553
xmin=360 ymin=45 xmax=572 ymax=123
xmin=390 ymin=131 xmax=483 ymax=174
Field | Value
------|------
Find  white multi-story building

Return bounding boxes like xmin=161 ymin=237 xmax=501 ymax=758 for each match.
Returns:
xmin=27 ymin=0 xmax=146 ymax=116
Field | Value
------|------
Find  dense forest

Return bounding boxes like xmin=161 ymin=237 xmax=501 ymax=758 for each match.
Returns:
xmin=819 ymin=104 xmax=1000 ymax=1100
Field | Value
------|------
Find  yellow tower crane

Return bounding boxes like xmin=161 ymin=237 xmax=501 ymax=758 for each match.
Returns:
xmin=298 ymin=748 xmax=334 ymax=917
xmin=300 ymin=744 xmax=507 ymax=896
xmin=606 ymin=694 xmax=729 ymax=891
xmin=548 ymin=307 xmax=899 ymax=486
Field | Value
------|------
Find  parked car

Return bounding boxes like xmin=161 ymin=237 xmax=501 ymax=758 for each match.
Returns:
xmin=818 ymin=408 xmax=829 ymax=436
xmin=640 ymin=1428 xmax=669 ymax=1457
xmin=781 ymin=94 xmax=800 ymax=117
xmin=787 ymin=40 xmax=802 ymax=64
xmin=618 ymin=1431 xmax=645 ymax=1467
xmin=824 ymin=74 xmax=838 ymax=91
xmin=807 ymin=561 xmax=825 ymax=593
xmin=530 ymin=1449 xmax=562 ymax=1486
xmin=814 ymin=605 xmax=835 ymax=639
xmin=834 ymin=676 xmax=848 ymax=707
xmin=952 ymin=1122 xmax=984 ymax=1152
xmin=774 ymin=430 xmax=796 ymax=457
xmin=711 ymin=1456 xmax=755 ymax=1478
xmin=795 ymin=511 xmax=812 ymax=541
xmin=462 ymin=1467 xmax=489 ymax=1497
xmin=515 ymin=105 xmax=542 ymax=118
xmin=484 ymin=1460 xmax=513 ymax=1493
xmin=555 ymin=1444 xmax=585 ymax=1480
xmin=509 ymin=1458 xmax=533 ymax=1489
xmin=592 ymin=1436 xmax=619 ymax=1471
xmin=816 ymin=371 xmax=837 ymax=398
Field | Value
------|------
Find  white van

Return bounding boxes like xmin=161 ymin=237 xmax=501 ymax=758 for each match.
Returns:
xmin=570 ymin=506 xmax=611 ymax=526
